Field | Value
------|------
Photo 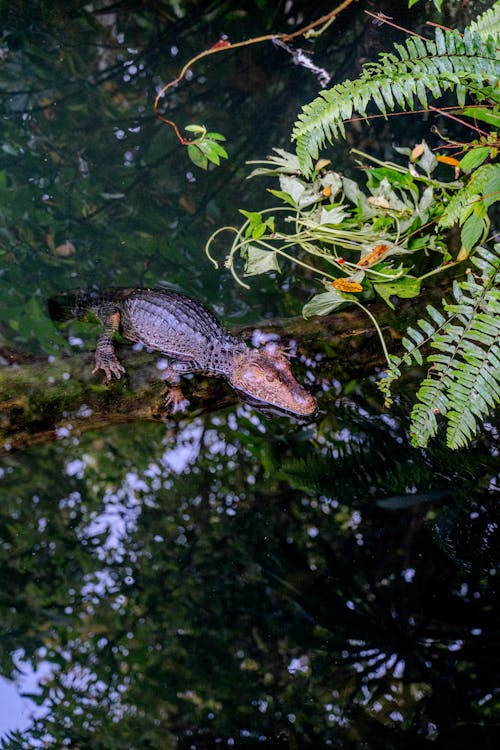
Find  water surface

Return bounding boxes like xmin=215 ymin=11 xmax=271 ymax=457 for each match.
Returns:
xmin=0 ymin=2 xmax=498 ymax=748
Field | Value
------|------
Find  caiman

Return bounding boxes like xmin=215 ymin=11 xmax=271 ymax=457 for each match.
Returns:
xmin=48 ymin=287 xmax=317 ymax=418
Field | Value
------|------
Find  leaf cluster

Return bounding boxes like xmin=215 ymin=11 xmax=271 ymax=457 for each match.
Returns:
xmin=185 ymin=124 xmax=229 ymax=169
xmin=206 ymin=141 xmax=459 ymax=316
xmin=292 ymin=21 xmax=499 ymax=176
xmin=380 ymin=245 xmax=500 ymax=448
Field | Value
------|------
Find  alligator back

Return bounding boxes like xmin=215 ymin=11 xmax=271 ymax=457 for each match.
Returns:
xmin=50 ymin=286 xmax=242 ymax=373
xmin=118 ymin=288 xmax=240 ymax=372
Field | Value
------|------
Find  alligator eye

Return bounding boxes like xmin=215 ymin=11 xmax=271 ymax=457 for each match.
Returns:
xmin=242 ymin=366 xmax=261 ymax=382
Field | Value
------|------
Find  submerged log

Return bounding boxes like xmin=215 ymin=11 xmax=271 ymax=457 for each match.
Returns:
xmin=0 ymin=294 xmax=429 ymax=453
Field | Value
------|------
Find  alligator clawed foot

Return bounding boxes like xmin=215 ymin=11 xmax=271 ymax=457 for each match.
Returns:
xmin=163 ymin=385 xmax=190 ymax=414
xmin=93 ymin=356 xmax=126 ymax=383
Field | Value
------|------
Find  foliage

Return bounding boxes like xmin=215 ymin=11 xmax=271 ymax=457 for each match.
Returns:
xmin=292 ymin=18 xmax=499 ymax=177
xmin=207 ymin=142 xmax=467 ymax=308
xmin=184 ymin=124 xmax=228 ymax=169
xmin=469 ymin=1 xmax=500 ymax=38
xmin=380 ymin=244 xmax=500 ymax=448
xmin=438 ymin=161 xmax=498 ymax=247
xmin=409 ymin=0 xmax=443 ymax=9
xmin=208 ymin=4 xmax=500 ymax=448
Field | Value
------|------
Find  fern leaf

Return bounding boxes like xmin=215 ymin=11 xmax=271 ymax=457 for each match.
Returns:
xmin=426 ymin=305 xmax=446 ymax=327
xmin=380 ymin=245 xmax=500 ymax=448
xmin=438 ymin=164 xmax=500 ymax=228
xmin=411 ymin=246 xmax=500 ymax=448
xmin=469 ymin=1 xmax=500 ymax=40
xmin=293 ymin=24 xmax=500 ymax=176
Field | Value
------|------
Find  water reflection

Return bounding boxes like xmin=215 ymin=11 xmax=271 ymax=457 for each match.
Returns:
xmin=0 ymin=397 xmax=498 ymax=747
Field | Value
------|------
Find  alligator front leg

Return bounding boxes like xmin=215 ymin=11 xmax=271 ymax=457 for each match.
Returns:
xmin=159 ymin=360 xmax=194 ymax=413
xmin=93 ymin=310 xmax=125 ymax=382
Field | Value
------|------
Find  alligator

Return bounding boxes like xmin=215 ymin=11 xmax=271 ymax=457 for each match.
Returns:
xmin=48 ymin=287 xmax=317 ymax=417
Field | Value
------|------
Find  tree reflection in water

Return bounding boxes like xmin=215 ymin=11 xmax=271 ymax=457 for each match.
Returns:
xmin=0 ymin=393 xmax=498 ymax=749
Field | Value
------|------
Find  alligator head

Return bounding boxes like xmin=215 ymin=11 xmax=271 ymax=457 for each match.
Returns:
xmin=229 ymin=346 xmax=317 ymax=417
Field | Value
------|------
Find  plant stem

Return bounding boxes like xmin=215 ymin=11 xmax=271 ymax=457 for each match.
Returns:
xmin=350 ymin=149 xmax=409 ymax=174
xmin=205 ymin=226 xmax=238 ymax=268
xmin=351 ymin=299 xmax=391 ymax=367
xmin=418 ymin=259 xmax=461 ymax=282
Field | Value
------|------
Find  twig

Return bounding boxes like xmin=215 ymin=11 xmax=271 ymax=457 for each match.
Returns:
xmin=364 ymin=10 xmax=429 ymax=42
xmin=425 ymin=21 xmax=454 ymax=33
xmin=428 ymin=105 xmax=489 ymax=138
xmin=282 ymin=0 xmax=358 ymax=41
xmin=154 ymin=1 xmax=358 ymax=143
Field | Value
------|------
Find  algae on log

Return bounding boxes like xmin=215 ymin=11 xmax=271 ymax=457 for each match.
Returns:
xmin=0 ymin=301 xmax=410 ymax=453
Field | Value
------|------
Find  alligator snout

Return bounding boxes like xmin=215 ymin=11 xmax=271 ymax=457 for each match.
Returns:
xmin=231 ymin=349 xmax=317 ymax=417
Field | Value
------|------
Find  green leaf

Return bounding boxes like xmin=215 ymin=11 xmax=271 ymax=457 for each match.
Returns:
xmin=184 ymin=123 xmax=206 ymax=134
xmin=238 ymin=210 xmax=274 ymax=239
xmin=187 ymin=144 xmax=208 ymax=169
xmin=460 ymin=107 xmax=500 ymax=128
xmin=197 ymin=139 xmax=229 ymax=165
xmin=374 ymin=276 xmax=421 ymax=308
xmin=366 ymin=166 xmax=414 ymax=188
xmin=481 ymin=164 xmax=500 ymax=208
xmin=253 ymin=219 xmax=274 ymax=238
xmin=250 ymin=223 xmax=266 ymax=239
xmin=205 ymin=132 xmax=227 ymax=141
xmin=267 ymin=189 xmax=298 ymax=207
xmin=459 ymin=146 xmax=490 ymax=171
xmin=456 ymin=83 xmax=466 ymax=108
xmin=239 ymin=210 xmax=262 ymax=223
xmin=461 ymin=213 xmax=485 ymax=251
xmin=243 ymin=246 xmax=281 ymax=276
xmin=240 ymin=210 xmax=263 ymax=238
xmin=302 ymin=289 xmax=347 ymax=318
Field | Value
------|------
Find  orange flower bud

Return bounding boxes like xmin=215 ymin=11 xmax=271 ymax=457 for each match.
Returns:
xmin=358 ymin=243 xmax=389 ymax=267
xmin=332 ymin=278 xmax=363 ymax=293
xmin=436 ymin=155 xmax=460 ymax=167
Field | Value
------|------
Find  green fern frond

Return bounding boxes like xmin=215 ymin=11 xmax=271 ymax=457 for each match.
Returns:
xmin=381 ymin=245 xmax=500 ymax=449
xmin=469 ymin=0 xmax=500 ymax=40
xmin=439 ymin=163 xmax=500 ymax=228
xmin=378 ymin=304 xmax=446 ymax=405
xmin=293 ymin=24 xmax=500 ymax=176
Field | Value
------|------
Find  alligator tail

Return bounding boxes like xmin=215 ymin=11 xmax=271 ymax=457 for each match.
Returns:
xmin=47 ymin=289 xmax=101 ymax=322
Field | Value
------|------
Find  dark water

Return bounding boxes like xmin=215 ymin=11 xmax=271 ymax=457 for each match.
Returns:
xmin=0 ymin=2 xmax=498 ymax=748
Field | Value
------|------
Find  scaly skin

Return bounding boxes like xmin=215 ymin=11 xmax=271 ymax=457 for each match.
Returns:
xmin=49 ymin=287 xmax=317 ymax=417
